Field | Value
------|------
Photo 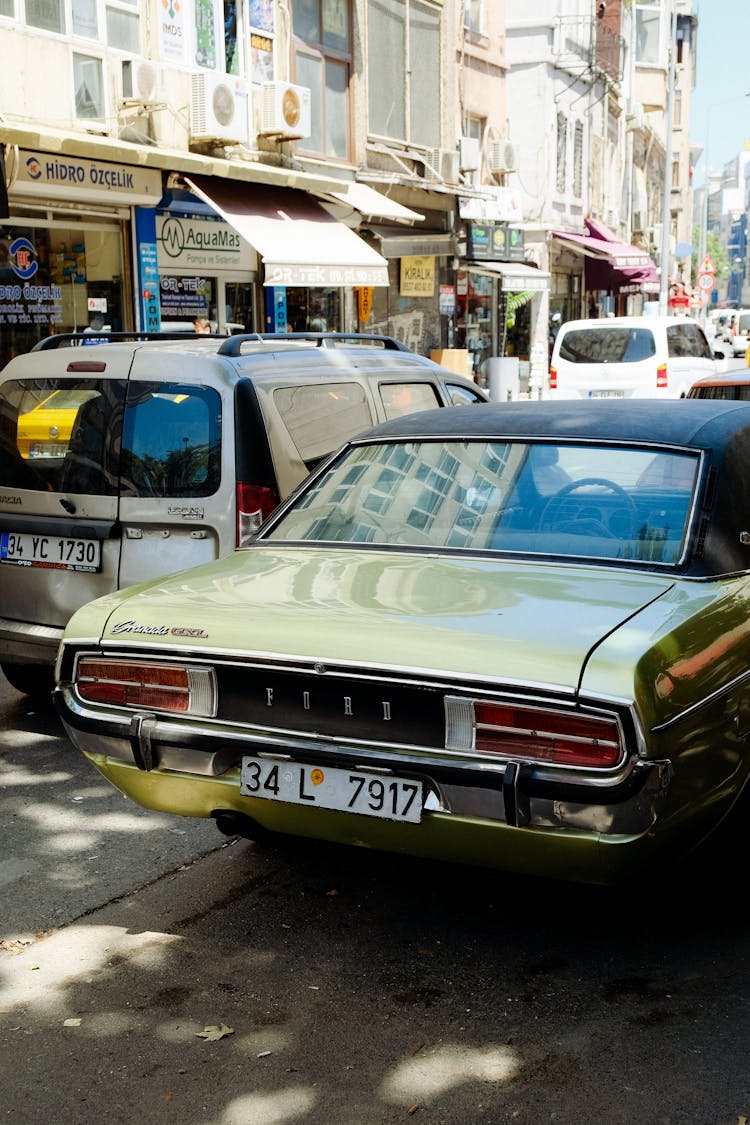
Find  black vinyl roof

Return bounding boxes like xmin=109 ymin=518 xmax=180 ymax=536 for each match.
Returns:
xmin=363 ymin=398 xmax=750 ymax=456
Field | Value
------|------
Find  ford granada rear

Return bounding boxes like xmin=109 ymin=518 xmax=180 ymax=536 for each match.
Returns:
xmin=54 ymin=400 xmax=750 ymax=884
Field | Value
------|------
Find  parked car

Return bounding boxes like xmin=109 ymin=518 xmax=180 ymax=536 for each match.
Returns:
xmin=722 ymin=308 xmax=750 ymax=356
xmin=687 ymin=371 xmax=750 ymax=400
xmin=548 ymin=315 xmax=717 ymax=399
xmin=54 ymin=398 xmax=750 ymax=885
xmin=0 ymin=332 xmax=487 ymax=696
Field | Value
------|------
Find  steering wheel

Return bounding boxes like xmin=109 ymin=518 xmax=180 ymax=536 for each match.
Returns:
xmin=539 ymin=478 xmax=638 ymax=540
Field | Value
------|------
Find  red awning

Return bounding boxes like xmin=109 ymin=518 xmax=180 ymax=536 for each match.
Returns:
xmin=553 ymin=218 xmax=658 ymax=293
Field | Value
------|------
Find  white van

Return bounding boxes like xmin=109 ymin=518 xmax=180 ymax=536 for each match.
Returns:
xmin=549 ymin=316 xmax=716 ymax=399
xmin=723 ymin=309 xmax=750 ymax=356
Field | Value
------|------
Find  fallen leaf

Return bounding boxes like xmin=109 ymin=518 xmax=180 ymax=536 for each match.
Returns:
xmin=195 ymin=1024 xmax=234 ymax=1041
xmin=407 ymin=1106 xmax=419 ymax=1116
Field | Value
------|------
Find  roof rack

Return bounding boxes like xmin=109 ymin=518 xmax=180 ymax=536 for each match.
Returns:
xmin=33 ymin=331 xmax=224 ymax=351
xmin=217 ymin=332 xmax=411 ymax=357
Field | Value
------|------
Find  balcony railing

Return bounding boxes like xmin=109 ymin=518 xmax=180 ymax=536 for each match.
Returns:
xmin=553 ymin=16 xmax=624 ymax=84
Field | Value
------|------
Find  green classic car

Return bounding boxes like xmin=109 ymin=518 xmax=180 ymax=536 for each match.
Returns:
xmin=54 ymin=399 xmax=750 ymax=884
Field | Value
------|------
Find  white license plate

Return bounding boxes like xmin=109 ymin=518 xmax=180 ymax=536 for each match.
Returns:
xmin=0 ymin=530 xmax=102 ymax=572
xmin=240 ymin=757 xmax=423 ymax=823
xmin=589 ymin=389 xmax=625 ymax=398
xmin=28 ymin=442 xmax=67 ymax=459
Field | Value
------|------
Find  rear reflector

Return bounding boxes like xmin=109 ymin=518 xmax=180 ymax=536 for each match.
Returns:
xmin=549 ymin=366 xmax=557 ymax=390
xmin=76 ymin=658 xmax=216 ymax=716
xmin=473 ymin=701 xmax=622 ymax=768
xmin=236 ymin=481 xmax=280 ymax=546
xmin=656 ymin=363 xmax=668 ymax=389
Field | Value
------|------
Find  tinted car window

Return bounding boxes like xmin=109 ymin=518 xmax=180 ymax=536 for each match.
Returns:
xmin=667 ymin=323 xmax=713 ymax=360
xmin=445 ymin=383 xmax=486 ymax=406
xmin=120 ymin=383 xmax=222 ymax=499
xmin=380 ymin=382 xmax=441 ymax=419
xmin=558 ymin=328 xmax=656 ymax=363
xmin=688 ymin=384 xmax=750 ymax=401
xmin=0 ymin=377 xmax=126 ymax=494
xmin=273 ymin=382 xmax=374 ymax=464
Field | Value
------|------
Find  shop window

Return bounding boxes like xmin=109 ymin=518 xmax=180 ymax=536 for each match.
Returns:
xmin=367 ymin=0 xmax=440 ymax=150
xmin=73 ymin=53 xmax=105 ymax=122
xmin=193 ymin=0 xmax=240 ymax=72
xmin=293 ymin=0 xmax=350 ymax=159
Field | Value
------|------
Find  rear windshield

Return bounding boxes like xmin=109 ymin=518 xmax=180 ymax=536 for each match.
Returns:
xmin=688 ymin=383 xmax=750 ymax=401
xmin=558 ymin=327 xmax=656 ymax=364
xmin=666 ymin=322 xmax=713 ymax=360
xmin=0 ymin=378 xmax=221 ymax=497
xmin=265 ymin=439 xmax=698 ymax=567
xmin=272 ymin=382 xmax=374 ymax=465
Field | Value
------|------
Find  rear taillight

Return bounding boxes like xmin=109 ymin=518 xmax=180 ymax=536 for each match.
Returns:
xmin=236 ymin=482 xmax=280 ymax=546
xmin=75 ymin=658 xmax=216 ymax=716
xmin=656 ymin=363 xmax=668 ymax=389
xmin=473 ymin=702 xmax=622 ymax=768
xmin=549 ymin=366 xmax=557 ymax=390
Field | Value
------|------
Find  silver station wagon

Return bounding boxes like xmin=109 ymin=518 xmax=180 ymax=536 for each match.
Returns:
xmin=0 ymin=332 xmax=487 ymax=696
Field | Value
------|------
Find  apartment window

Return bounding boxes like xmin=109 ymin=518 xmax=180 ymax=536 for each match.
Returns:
xmin=671 ymin=157 xmax=680 ymax=189
xmin=368 ymin=0 xmax=441 ymax=150
xmin=556 ymin=111 xmax=567 ymax=194
xmin=635 ymin=0 xmax=661 ymax=65
xmin=673 ymin=88 xmax=682 ymax=128
xmin=73 ymin=52 xmax=105 ymax=121
xmin=106 ymin=0 xmax=139 ymax=52
xmin=573 ymin=121 xmax=583 ymax=199
xmin=26 ymin=0 xmax=63 ymax=31
xmin=293 ymin=0 xmax=350 ymax=158
xmin=464 ymin=0 xmax=482 ymax=34
xmin=72 ymin=0 xmax=97 ymax=36
xmin=0 ymin=0 xmax=13 ymax=13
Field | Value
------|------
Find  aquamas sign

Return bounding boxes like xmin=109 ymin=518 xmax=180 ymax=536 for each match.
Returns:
xmin=156 ymin=215 xmax=256 ymax=272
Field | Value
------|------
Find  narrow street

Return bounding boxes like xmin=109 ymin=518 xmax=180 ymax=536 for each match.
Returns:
xmin=2 ymin=672 xmax=750 ymax=1125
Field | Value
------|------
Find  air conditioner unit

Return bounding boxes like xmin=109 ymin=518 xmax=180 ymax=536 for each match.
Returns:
xmin=425 ymin=147 xmax=460 ymax=184
xmin=259 ymin=81 xmax=311 ymax=140
xmin=120 ymin=57 xmax=162 ymax=105
xmin=190 ymin=71 xmax=249 ymax=144
xmin=489 ymin=139 xmax=518 ymax=174
xmin=458 ymin=136 xmax=481 ymax=173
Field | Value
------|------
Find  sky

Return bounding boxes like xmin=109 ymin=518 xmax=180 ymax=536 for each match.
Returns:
xmin=690 ymin=0 xmax=750 ymax=184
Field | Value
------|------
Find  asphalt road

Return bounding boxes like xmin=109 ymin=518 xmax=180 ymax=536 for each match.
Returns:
xmin=2 ymin=669 xmax=750 ymax=1125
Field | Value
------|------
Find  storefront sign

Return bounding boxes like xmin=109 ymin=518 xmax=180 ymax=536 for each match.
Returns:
xmin=160 ymin=275 xmax=211 ymax=319
xmin=13 ymin=151 xmax=162 ymax=207
xmin=357 ymin=286 xmax=373 ymax=322
xmin=160 ymin=0 xmax=186 ymax=62
xmin=439 ymin=284 xmax=456 ymax=315
xmin=0 ymin=230 xmax=63 ymax=328
xmin=400 ymin=256 xmax=435 ymax=298
xmin=156 ymin=214 xmax=256 ymax=271
xmin=135 ymin=207 xmax=161 ymax=331
xmin=467 ymin=222 xmax=525 ymax=262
